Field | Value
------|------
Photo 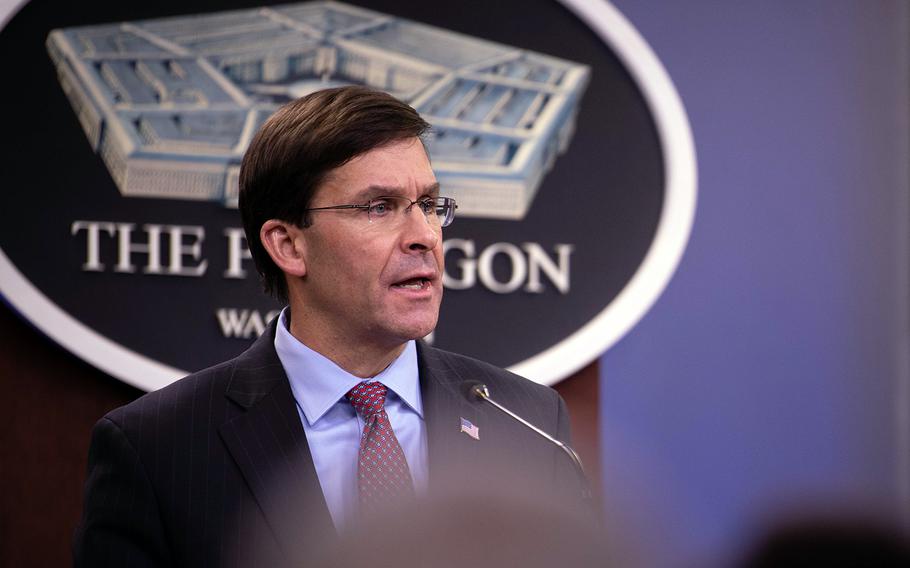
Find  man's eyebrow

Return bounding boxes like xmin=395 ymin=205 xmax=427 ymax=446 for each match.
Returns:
xmin=353 ymin=182 xmax=440 ymax=200
xmin=422 ymin=182 xmax=441 ymax=198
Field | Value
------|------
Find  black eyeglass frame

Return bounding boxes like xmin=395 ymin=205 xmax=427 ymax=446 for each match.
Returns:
xmin=303 ymin=196 xmax=458 ymax=227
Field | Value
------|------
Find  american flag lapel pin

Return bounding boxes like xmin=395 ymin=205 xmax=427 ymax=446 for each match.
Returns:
xmin=460 ymin=417 xmax=480 ymax=440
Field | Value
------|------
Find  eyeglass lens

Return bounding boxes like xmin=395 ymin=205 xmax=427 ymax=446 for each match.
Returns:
xmin=367 ymin=197 xmax=456 ymax=227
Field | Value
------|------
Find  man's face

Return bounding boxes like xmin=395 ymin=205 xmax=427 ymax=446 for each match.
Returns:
xmin=296 ymin=137 xmax=444 ymax=351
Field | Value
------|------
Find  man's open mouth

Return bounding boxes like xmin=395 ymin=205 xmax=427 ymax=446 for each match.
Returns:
xmin=393 ymin=277 xmax=430 ymax=290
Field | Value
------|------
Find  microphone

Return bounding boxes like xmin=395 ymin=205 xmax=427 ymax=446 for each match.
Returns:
xmin=462 ymin=381 xmax=592 ymax=501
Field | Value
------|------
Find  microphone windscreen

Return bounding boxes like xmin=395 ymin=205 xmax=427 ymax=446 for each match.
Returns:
xmin=459 ymin=380 xmax=487 ymax=402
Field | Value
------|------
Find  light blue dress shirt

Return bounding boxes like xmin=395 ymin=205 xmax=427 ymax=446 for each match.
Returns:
xmin=273 ymin=309 xmax=428 ymax=529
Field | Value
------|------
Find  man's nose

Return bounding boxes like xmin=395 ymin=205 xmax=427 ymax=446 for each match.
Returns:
xmin=400 ymin=205 xmax=439 ymax=252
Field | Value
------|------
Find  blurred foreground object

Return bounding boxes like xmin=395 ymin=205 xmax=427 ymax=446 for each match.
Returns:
xmin=314 ymin=490 xmax=622 ymax=568
xmin=740 ymin=514 xmax=910 ymax=568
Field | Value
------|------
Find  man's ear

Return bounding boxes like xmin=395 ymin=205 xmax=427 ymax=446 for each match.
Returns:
xmin=260 ymin=220 xmax=307 ymax=278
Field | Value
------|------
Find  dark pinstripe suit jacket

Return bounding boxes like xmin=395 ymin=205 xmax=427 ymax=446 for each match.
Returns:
xmin=73 ymin=321 xmax=577 ymax=567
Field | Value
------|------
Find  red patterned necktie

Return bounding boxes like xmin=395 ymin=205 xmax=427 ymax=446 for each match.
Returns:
xmin=346 ymin=381 xmax=414 ymax=514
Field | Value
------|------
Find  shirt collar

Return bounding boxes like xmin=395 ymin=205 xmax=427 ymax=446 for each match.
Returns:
xmin=273 ymin=308 xmax=423 ymax=426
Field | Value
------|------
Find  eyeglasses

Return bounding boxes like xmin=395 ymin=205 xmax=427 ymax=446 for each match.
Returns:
xmin=304 ymin=196 xmax=458 ymax=228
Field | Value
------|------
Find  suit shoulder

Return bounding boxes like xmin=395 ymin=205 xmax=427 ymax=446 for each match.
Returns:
xmin=104 ymin=356 xmax=238 ymax=429
xmin=419 ymin=343 xmax=560 ymax=403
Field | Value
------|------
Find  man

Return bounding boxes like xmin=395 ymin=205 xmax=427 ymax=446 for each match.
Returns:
xmin=74 ymin=86 xmax=585 ymax=567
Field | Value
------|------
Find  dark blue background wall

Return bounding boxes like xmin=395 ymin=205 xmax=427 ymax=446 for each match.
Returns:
xmin=599 ymin=1 xmax=909 ymax=565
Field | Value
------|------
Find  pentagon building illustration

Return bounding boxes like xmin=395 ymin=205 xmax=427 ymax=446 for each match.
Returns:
xmin=46 ymin=1 xmax=589 ymax=220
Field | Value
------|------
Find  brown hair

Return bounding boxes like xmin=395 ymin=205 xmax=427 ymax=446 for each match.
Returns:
xmin=238 ymin=86 xmax=431 ymax=301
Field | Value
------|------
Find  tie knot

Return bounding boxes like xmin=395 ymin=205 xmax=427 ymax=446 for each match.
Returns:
xmin=346 ymin=381 xmax=388 ymax=419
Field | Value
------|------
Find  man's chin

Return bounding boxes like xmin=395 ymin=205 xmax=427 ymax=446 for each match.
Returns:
xmin=388 ymin=314 xmax=439 ymax=343
xmin=402 ymin=322 xmax=438 ymax=342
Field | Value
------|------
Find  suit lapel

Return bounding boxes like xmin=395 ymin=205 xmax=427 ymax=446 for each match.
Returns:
xmin=417 ymin=342 xmax=487 ymax=491
xmin=219 ymin=323 xmax=334 ymax=562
